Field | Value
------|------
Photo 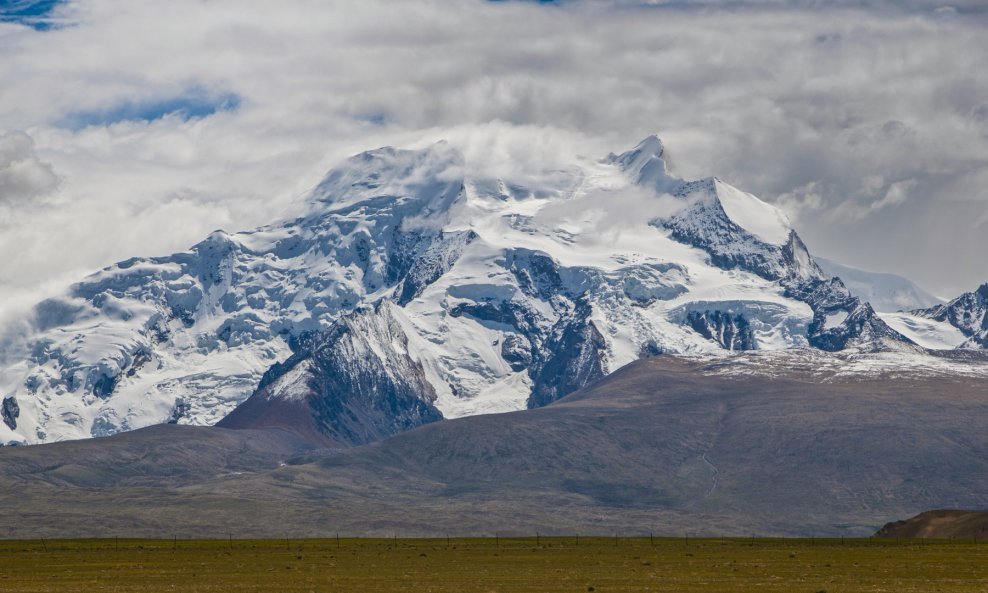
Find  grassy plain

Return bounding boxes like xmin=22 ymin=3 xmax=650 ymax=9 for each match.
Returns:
xmin=0 ymin=537 xmax=986 ymax=592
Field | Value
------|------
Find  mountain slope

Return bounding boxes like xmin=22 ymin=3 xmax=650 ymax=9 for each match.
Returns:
xmin=815 ymin=257 xmax=943 ymax=313
xmin=217 ymin=301 xmax=443 ymax=447
xmin=0 ymin=133 xmax=941 ymax=445
xmin=0 ymin=423 xmax=315 ymax=489
xmin=1 ymin=354 xmax=986 ymax=537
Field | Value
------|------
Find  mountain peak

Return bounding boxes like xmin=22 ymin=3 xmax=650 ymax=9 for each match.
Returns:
xmin=607 ymin=135 xmax=682 ymax=194
xmin=608 ymin=138 xmax=792 ymax=248
xmin=198 ymin=229 xmax=235 ymax=246
xmin=307 ymin=141 xmax=464 ymax=214
xmin=632 ymin=134 xmax=665 ymax=158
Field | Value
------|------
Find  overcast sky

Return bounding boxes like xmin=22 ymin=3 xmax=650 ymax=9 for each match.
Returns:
xmin=0 ymin=0 xmax=986 ymax=314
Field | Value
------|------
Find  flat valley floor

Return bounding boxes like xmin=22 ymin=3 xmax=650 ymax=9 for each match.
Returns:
xmin=0 ymin=537 xmax=986 ymax=592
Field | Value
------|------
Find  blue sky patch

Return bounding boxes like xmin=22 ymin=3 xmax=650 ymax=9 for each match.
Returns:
xmin=358 ymin=113 xmax=390 ymax=126
xmin=487 ymin=0 xmax=562 ymax=4
xmin=61 ymin=87 xmax=242 ymax=129
xmin=0 ymin=0 xmax=65 ymax=31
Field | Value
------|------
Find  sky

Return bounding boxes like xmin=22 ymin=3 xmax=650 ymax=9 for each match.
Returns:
xmin=0 ymin=0 xmax=986 ymax=318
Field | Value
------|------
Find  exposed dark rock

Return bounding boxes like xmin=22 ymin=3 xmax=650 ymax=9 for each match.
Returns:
xmin=394 ymin=230 xmax=478 ymax=305
xmin=686 ymin=310 xmax=757 ymax=351
xmin=168 ymin=398 xmax=191 ymax=424
xmin=450 ymin=250 xmax=608 ymax=409
xmin=500 ymin=334 xmax=533 ymax=372
xmin=306 ymin=306 xmax=443 ymax=444
xmin=219 ymin=302 xmax=443 ymax=447
xmin=90 ymin=415 xmax=120 ymax=438
xmin=2 ymin=397 xmax=19 ymax=430
xmin=449 ymin=299 xmax=545 ymax=338
xmin=662 ymin=191 xmax=796 ymax=282
xmin=784 ymin=277 xmax=910 ymax=352
xmin=528 ymin=298 xmax=609 ymax=409
xmin=90 ymin=372 xmax=117 ymax=399
xmin=504 ymin=248 xmax=565 ymax=300
xmin=255 ymin=357 xmax=301 ymax=394
xmin=126 ymin=347 xmax=152 ymax=377
xmin=384 ymin=229 xmax=430 ymax=288
xmin=639 ymin=340 xmax=664 ymax=358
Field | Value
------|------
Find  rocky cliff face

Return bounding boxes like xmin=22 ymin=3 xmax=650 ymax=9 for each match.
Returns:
xmin=685 ymin=310 xmax=757 ymax=351
xmin=914 ymin=283 xmax=988 ymax=348
xmin=1 ymin=397 xmax=19 ymax=431
xmin=218 ymin=302 xmax=442 ymax=447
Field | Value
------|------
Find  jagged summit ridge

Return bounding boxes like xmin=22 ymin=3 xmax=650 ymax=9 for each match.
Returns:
xmin=0 ymin=134 xmax=966 ymax=446
xmin=610 ymin=137 xmax=794 ymax=247
xmin=913 ymin=283 xmax=988 ymax=348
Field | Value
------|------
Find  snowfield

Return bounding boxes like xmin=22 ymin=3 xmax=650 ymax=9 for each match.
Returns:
xmin=879 ymin=312 xmax=969 ymax=350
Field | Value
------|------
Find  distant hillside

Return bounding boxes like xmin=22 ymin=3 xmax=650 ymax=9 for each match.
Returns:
xmin=0 ymin=354 xmax=987 ymax=538
xmin=876 ymin=510 xmax=988 ymax=539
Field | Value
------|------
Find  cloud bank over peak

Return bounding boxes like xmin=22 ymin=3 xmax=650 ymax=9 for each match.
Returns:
xmin=0 ymin=0 xmax=984 ymax=305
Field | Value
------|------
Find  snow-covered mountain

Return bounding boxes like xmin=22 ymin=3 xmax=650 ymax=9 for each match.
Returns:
xmin=0 ymin=134 xmax=980 ymax=446
xmin=815 ymin=257 xmax=943 ymax=313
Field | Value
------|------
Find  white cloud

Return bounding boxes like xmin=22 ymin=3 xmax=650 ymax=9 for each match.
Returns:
xmin=0 ymin=0 xmax=985 ymax=302
xmin=832 ymin=178 xmax=918 ymax=222
xmin=774 ymin=181 xmax=825 ymax=224
xmin=0 ymin=131 xmax=58 ymax=207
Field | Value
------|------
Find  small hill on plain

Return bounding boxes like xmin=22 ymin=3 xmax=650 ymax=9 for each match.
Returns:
xmin=876 ymin=510 xmax=988 ymax=539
